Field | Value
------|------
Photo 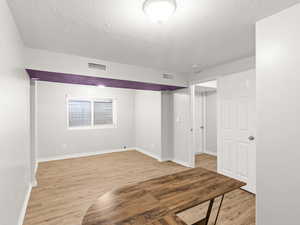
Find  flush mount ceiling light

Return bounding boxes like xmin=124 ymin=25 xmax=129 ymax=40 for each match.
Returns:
xmin=143 ymin=0 xmax=177 ymax=23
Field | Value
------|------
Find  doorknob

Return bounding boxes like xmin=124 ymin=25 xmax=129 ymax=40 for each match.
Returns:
xmin=248 ymin=136 xmax=255 ymax=141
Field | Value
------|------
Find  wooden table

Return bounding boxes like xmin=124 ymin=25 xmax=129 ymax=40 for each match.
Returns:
xmin=82 ymin=167 xmax=245 ymax=225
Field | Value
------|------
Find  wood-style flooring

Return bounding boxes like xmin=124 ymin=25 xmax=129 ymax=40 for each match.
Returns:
xmin=23 ymin=151 xmax=255 ymax=225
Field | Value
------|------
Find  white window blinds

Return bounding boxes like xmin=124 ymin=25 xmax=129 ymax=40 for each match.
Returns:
xmin=94 ymin=100 xmax=113 ymax=125
xmin=68 ymin=100 xmax=92 ymax=127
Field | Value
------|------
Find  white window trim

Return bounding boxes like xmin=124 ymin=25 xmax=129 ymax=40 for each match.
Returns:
xmin=66 ymin=97 xmax=117 ymax=130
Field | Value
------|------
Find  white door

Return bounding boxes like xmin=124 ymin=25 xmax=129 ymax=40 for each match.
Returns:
xmin=218 ymin=70 xmax=256 ymax=193
xmin=173 ymin=87 xmax=194 ymax=168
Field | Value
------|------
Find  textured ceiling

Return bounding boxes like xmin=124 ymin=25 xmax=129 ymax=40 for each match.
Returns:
xmin=8 ymin=0 xmax=300 ymax=74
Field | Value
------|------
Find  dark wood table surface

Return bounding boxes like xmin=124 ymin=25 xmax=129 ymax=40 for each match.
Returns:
xmin=82 ymin=167 xmax=245 ymax=225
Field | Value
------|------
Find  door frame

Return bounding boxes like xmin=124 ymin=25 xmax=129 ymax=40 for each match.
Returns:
xmin=190 ymin=81 xmax=219 ymax=165
xmin=194 ymin=91 xmax=206 ymax=155
xmin=202 ymin=93 xmax=207 ymax=155
xmin=30 ymin=80 xmax=38 ymax=187
xmin=189 ymin=85 xmax=196 ymax=168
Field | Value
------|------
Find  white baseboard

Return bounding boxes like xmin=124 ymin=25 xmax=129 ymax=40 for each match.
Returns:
xmin=160 ymin=157 xmax=173 ymax=162
xmin=204 ymin=150 xmax=217 ymax=157
xmin=37 ymin=147 xmax=166 ymax=164
xmin=172 ymin=159 xmax=193 ymax=168
xmin=195 ymin=151 xmax=217 ymax=157
xmin=31 ymin=178 xmax=37 ymax=187
xmin=34 ymin=161 xmax=38 ymax=174
xmin=134 ymin=147 xmax=162 ymax=161
xmin=18 ymin=184 xmax=32 ymax=225
xmin=241 ymin=184 xmax=256 ymax=194
xmin=204 ymin=146 xmax=218 ymax=156
xmin=205 ymin=152 xmax=218 ymax=156
xmin=31 ymin=161 xmax=39 ymax=187
xmin=37 ymin=148 xmax=134 ymax=163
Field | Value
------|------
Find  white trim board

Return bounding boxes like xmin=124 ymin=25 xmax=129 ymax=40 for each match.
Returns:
xmin=203 ymin=150 xmax=217 ymax=157
xmin=31 ymin=178 xmax=38 ymax=187
xmin=160 ymin=157 xmax=173 ymax=162
xmin=37 ymin=148 xmax=132 ymax=162
xmin=196 ymin=151 xmax=217 ymax=157
xmin=130 ymin=148 xmax=192 ymax=167
xmin=37 ymin=148 xmax=164 ymax=163
xmin=18 ymin=184 xmax=32 ymax=225
xmin=202 ymin=92 xmax=207 ymax=153
xmin=133 ymin=147 xmax=162 ymax=162
xmin=37 ymin=147 xmax=170 ymax=164
xmin=172 ymin=159 xmax=193 ymax=168
xmin=30 ymin=161 xmax=39 ymax=188
xmin=34 ymin=161 xmax=38 ymax=174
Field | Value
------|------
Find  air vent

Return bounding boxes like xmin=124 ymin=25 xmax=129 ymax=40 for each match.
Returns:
xmin=88 ymin=63 xmax=107 ymax=71
xmin=162 ymin=73 xmax=174 ymax=79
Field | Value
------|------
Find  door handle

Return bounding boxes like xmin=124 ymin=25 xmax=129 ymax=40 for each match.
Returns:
xmin=248 ymin=136 xmax=255 ymax=141
xmin=200 ymin=126 xmax=204 ymax=129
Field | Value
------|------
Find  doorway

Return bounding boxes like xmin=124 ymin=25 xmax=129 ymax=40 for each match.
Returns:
xmin=194 ymin=80 xmax=218 ymax=171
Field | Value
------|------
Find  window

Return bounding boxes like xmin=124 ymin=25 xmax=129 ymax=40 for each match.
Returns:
xmin=68 ymin=98 xmax=115 ymax=129
xmin=68 ymin=100 xmax=92 ymax=127
xmin=94 ymin=100 xmax=113 ymax=125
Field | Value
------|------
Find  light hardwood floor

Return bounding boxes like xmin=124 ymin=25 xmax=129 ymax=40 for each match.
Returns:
xmin=195 ymin=153 xmax=218 ymax=171
xmin=24 ymin=151 xmax=255 ymax=225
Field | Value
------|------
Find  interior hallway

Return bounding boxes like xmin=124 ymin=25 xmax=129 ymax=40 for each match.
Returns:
xmin=24 ymin=151 xmax=255 ymax=225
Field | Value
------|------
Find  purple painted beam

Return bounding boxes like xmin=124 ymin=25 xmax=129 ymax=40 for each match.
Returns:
xmin=26 ymin=69 xmax=185 ymax=91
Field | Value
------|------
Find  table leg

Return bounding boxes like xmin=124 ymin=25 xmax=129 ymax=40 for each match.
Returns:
xmin=192 ymin=199 xmax=215 ymax=225
xmin=192 ymin=194 xmax=225 ymax=225
xmin=205 ymin=199 xmax=215 ymax=225
xmin=213 ymin=195 xmax=225 ymax=225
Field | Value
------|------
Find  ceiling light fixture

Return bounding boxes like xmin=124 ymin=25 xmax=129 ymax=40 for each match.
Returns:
xmin=143 ymin=0 xmax=176 ymax=23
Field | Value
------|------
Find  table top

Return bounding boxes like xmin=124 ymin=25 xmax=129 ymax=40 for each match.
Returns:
xmin=82 ymin=167 xmax=245 ymax=225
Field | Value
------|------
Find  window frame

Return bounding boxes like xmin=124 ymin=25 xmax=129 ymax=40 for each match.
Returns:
xmin=66 ymin=97 xmax=117 ymax=130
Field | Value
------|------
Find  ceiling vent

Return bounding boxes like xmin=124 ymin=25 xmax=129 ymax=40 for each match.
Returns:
xmin=88 ymin=63 xmax=107 ymax=71
xmin=162 ymin=73 xmax=174 ymax=79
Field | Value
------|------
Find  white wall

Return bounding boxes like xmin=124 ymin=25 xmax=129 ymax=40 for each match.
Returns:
xmin=36 ymin=81 xmax=135 ymax=160
xmin=25 ymin=48 xmax=188 ymax=87
xmin=257 ymin=3 xmax=300 ymax=225
xmin=189 ymin=56 xmax=255 ymax=84
xmin=134 ymin=90 xmax=162 ymax=160
xmin=205 ymin=91 xmax=217 ymax=155
xmin=0 ymin=1 xmax=30 ymax=225
xmin=36 ymin=82 xmax=168 ymax=162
